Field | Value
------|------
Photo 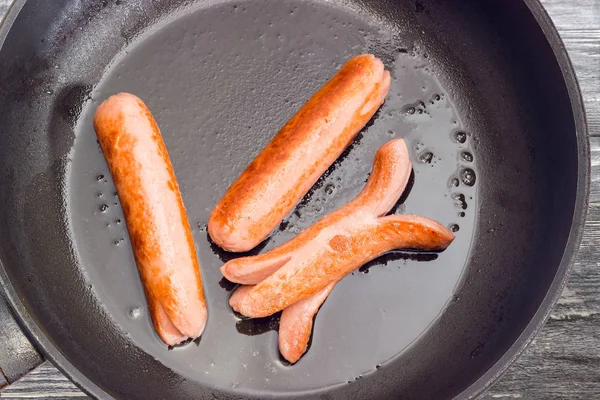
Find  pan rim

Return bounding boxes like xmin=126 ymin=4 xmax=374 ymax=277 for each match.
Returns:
xmin=455 ymin=0 xmax=591 ymax=398
xmin=0 ymin=0 xmax=590 ymax=399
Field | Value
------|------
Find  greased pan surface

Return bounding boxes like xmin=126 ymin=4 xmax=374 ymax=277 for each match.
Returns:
xmin=0 ymin=0 xmax=588 ymax=399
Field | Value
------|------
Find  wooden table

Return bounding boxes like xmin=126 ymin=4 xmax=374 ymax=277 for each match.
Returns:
xmin=1 ymin=0 xmax=599 ymax=398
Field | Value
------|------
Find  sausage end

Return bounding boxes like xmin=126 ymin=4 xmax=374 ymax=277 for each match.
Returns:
xmin=208 ymin=209 xmax=259 ymax=253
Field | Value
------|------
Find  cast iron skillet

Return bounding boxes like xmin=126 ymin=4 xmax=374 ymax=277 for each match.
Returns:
xmin=0 ymin=0 xmax=589 ymax=399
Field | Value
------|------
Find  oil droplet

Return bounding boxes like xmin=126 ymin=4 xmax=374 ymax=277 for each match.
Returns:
xmin=96 ymin=174 xmax=105 ymax=181
xmin=461 ymin=168 xmax=477 ymax=186
xmin=459 ymin=212 xmax=466 ymax=218
xmin=97 ymin=192 xmax=103 ymax=198
xmin=129 ymin=307 xmax=142 ymax=319
xmin=325 ymin=184 xmax=335 ymax=196
xmin=461 ymin=151 xmax=474 ymax=163
xmin=113 ymin=240 xmax=120 ymax=245
xmin=434 ymin=94 xmax=441 ymax=101
xmin=419 ymin=151 xmax=434 ymax=164
xmin=376 ymin=364 xmax=382 ymax=370
xmin=406 ymin=107 xmax=416 ymax=115
xmin=388 ymin=130 xmax=394 ymax=136
xmin=452 ymin=193 xmax=468 ymax=210
xmin=449 ymin=224 xmax=460 ymax=233
xmin=100 ymin=204 xmax=109 ymax=212
xmin=453 ymin=131 xmax=467 ymax=144
xmin=417 ymin=109 xmax=424 ymax=115
xmin=449 ymin=177 xmax=460 ymax=188
xmin=116 ymin=219 xmax=122 ymax=224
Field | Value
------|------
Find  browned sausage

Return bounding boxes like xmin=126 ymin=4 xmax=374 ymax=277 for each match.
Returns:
xmin=208 ymin=54 xmax=391 ymax=252
xmin=222 ymin=138 xmax=414 ymax=285
xmin=225 ymin=139 xmax=454 ymax=319
xmin=94 ymin=93 xmax=207 ymax=345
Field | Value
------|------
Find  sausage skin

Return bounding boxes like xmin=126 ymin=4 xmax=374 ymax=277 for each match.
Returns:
xmin=278 ymin=282 xmax=336 ymax=364
xmin=275 ymin=137 xmax=415 ymax=363
xmin=94 ymin=93 xmax=207 ymax=345
xmin=208 ymin=54 xmax=391 ymax=252
xmin=226 ymin=139 xmax=454 ymax=319
xmin=222 ymin=138 xmax=414 ymax=285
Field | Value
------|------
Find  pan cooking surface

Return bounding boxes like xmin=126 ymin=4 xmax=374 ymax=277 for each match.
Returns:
xmin=69 ymin=0 xmax=475 ymax=394
xmin=0 ymin=0 xmax=584 ymax=398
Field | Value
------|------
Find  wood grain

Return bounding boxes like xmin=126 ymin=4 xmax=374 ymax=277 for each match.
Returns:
xmin=0 ymin=1 xmax=9 ymax=25
xmin=0 ymin=363 xmax=86 ymax=399
xmin=1 ymin=0 xmax=600 ymax=399
xmin=562 ymin=31 xmax=600 ymax=137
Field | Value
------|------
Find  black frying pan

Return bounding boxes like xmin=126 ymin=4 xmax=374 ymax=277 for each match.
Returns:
xmin=0 ymin=0 xmax=589 ymax=399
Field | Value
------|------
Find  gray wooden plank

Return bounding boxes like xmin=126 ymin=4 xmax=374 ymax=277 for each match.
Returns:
xmin=541 ymin=0 xmax=600 ymax=32
xmin=0 ymin=298 xmax=42 ymax=384
xmin=590 ymin=136 xmax=600 ymax=203
xmin=0 ymin=363 xmax=87 ymax=399
xmin=0 ymin=0 xmax=10 ymax=24
xmin=561 ymin=32 xmax=600 ymax=137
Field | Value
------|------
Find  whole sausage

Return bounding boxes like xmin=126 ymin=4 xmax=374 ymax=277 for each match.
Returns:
xmin=225 ymin=139 xmax=454 ymax=318
xmin=94 ymin=93 xmax=207 ymax=345
xmin=208 ymin=54 xmax=391 ymax=252
xmin=241 ymin=215 xmax=453 ymax=318
xmin=222 ymin=138 xmax=413 ymax=285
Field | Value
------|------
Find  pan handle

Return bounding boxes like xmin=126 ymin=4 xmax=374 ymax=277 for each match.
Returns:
xmin=0 ymin=297 xmax=42 ymax=389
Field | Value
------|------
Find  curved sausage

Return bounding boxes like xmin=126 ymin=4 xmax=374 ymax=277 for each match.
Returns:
xmin=209 ymin=54 xmax=392 ymax=252
xmin=222 ymin=138 xmax=413 ymax=285
xmin=225 ymin=139 xmax=454 ymax=318
xmin=94 ymin=93 xmax=207 ymax=345
xmin=240 ymin=215 xmax=453 ymax=318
